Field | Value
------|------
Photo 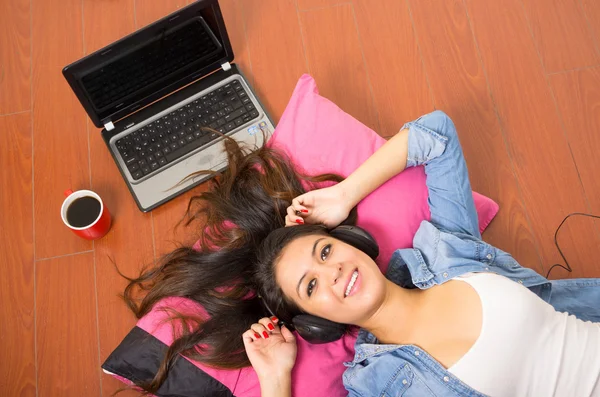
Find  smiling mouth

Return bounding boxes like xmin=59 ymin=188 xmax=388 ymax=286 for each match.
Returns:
xmin=344 ymin=270 xmax=359 ymax=297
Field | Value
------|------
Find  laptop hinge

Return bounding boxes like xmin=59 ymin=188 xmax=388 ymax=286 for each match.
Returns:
xmin=221 ymin=62 xmax=232 ymax=71
xmin=104 ymin=121 xmax=115 ymax=131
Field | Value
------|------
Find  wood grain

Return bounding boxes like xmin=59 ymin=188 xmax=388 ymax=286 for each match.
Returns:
xmin=239 ymin=0 xmax=308 ymax=121
xmin=0 ymin=0 xmax=30 ymax=114
xmin=299 ymin=3 xmax=379 ymax=131
xmin=407 ymin=0 xmax=542 ymax=272
xmin=521 ymin=0 xmax=599 ymax=73
xmin=353 ymin=0 xmax=433 ymax=136
xmin=0 ymin=113 xmax=36 ymax=396
xmin=582 ymin=0 xmax=600 ymax=48
xmin=464 ymin=0 xmax=600 ymax=277
xmin=220 ymin=0 xmax=254 ymax=85
xmin=549 ymin=67 xmax=600 ymax=277
xmin=82 ymin=1 xmax=153 ymax=395
xmin=32 ymin=0 xmax=91 ymax=259
xmin=550 ymin=67 xmax=600 ymax=214
xmin=36 ymin=253 xmax=100 ymax=397
xmin=135 ymin=0 xmax=188 ymax=28
xmin=84 ymin=0 xmax=135 ymax=54
xmin=296 ymin=0 xmax=348 ymax=11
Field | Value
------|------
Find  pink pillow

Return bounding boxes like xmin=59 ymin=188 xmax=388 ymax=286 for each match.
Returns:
xmin=118 ymin=75 xmax=499 ymax=396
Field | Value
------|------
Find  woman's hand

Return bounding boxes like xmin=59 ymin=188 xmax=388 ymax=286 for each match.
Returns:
xmin=285 ymin=183 xmax=354 ymax=228
xmin=242 ymin=317 xmax=297 ymax=381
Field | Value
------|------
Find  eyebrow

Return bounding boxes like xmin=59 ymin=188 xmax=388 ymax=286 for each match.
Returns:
xmin=296 ymin=237 xmax=326 ymax=298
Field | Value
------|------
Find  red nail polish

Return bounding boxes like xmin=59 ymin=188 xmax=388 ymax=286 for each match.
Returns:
xmin=296 ymin=219 xmax=304 ymax=224
xmin=263 ymin=331 xmax=269 ymax=339
xmin=268 ymin=323 xmax=274 ymax=331
xmin=301 ymin=209 xmax=309 ymax=213
xmin=271 ymin=316 xmax=278 ymax=322
xmin=254 ymin=332 xmax=261 ymax=339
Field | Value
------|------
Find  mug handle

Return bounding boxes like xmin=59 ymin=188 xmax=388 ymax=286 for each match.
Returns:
xmin=64 ymin=189 xmax=73 ymax=198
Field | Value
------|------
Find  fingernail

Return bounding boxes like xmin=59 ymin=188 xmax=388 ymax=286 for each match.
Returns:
xmin=296 ymin=219 xmax=304 ymax=224
xmin=268 ymin=323 xmax=274 ymax=331
xmin=271 ymin=316 xmax=278 ymax=322
xmin=254 ymin=332 xmax=261 ymax=339
xmin=301 ymin=209 xmax=309 ymax=213
xmin=263 ymin=331 xmax=269 ymax=339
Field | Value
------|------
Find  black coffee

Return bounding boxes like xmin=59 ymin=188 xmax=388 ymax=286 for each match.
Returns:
xmin=66 ymin=196 xmax=101 ymax=228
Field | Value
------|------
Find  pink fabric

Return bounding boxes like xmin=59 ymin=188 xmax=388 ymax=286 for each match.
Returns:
xmin=115 ymin=75 xmax=499 ymax=396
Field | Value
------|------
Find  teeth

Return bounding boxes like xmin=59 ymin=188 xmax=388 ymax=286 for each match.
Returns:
xmin=345 ymin=271 xmax=359 ymax=297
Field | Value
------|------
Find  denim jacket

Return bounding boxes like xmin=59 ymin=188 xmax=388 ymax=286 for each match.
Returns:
xmin=343 ymin=111 xmax=600 ymax=397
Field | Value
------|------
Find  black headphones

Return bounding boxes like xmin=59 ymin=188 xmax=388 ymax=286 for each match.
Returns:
xmin=260 ymin=224 xmax=379 ymax=344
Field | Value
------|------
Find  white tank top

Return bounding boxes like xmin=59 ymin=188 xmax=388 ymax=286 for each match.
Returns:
xmin=448 ymin=272 xmax=600 ymax=397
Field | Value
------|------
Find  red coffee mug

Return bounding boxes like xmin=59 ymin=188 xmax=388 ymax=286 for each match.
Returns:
xmin=61 ymin=189 xmax=112 ymax=240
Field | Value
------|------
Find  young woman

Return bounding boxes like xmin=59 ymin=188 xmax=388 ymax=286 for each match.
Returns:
xmin=119 ymin=135 xmax=357 ymax=393
xmin=243 ymin=111 xmax=600 ymax=397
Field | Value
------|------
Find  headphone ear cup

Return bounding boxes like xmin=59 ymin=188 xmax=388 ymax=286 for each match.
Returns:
xmin=292 ymin=314 xmax=347 ymax=344
xmin=330 ymin=225 xmax=379 ymax=259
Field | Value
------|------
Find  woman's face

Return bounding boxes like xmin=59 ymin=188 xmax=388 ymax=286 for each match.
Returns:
xmin=274 ymin=234 xmax=387 ymax=325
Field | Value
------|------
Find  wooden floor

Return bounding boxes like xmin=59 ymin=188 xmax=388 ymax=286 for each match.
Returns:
xmin=1 ymin=0 xmax=600 ymax=395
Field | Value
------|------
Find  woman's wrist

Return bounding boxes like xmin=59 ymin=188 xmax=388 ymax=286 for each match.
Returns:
xmin=337 ymin=129 xmax=410 ymax=209
xmin=338 ymin=175 xmax=368 ymax=210
xmin=258 ymin=371 xmax=292 ymax=397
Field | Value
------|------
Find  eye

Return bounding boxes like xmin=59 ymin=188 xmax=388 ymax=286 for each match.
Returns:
xmin=320 ymin=244 xmax=331 ymax=261
xmin=307 ymin=278 xmax=317 ymax=297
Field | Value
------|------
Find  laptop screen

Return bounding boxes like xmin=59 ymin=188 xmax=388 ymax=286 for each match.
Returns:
xmin=63 ymin=0 xmax=233 ymax=128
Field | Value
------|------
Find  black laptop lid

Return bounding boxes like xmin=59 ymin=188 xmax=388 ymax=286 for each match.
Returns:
xmin=63 ymin=0 xmax=234 ymax=129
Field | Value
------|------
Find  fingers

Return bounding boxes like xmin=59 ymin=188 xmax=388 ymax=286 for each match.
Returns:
xmin=285 ymin=195 xmax=310 ymax=227
xmin=259 ymin=317 xmax=280 ymax=334
xmin=242 ymin=329 xmax=260 ymax=344
xmin=285 ymin=205 xmax=306 ymax=226
xmin=280 ymin=325 xmax=296 ymax=343
xmin=248 ymin=317 xmax=280 ymax=339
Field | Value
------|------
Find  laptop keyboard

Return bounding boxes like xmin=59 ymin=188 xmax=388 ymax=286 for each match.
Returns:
xmin=115 ymin=79 xmax=260 ymax=181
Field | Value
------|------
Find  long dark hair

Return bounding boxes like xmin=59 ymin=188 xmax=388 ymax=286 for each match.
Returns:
xmin=120 ymin=133 xmax=356 ymax=394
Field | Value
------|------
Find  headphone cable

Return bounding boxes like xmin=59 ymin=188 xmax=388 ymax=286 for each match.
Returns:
xmin=546 ymin=212 xmax=600 ymax=279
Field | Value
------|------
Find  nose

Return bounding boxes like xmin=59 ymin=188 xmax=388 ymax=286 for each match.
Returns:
xmin=328 ymin=263 xmax=343 ymax=285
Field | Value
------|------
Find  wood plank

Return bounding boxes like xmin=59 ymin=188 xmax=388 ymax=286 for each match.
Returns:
xmin=135 ymin=0 xmax=187 ymax=28
xmin=84 ymin=0 xmax=135 ymax=54
xmin=299 ymin=3 xmax=379 ymax=131
xmin=549 ymin=67 xmax=600 ymax=276
xmin=239 ymin=0 xmax=307 ymax=122
xmin=582 ymin=0 xmax=600 ymax=50
xmin=32 ymin=0 xmax=91 ymax=258
xmin=220 ymin=0 xmax=254 ymax=85
xmin=0 ymin=113 xmax=36 ymax=396
xmin=296 ymin=0 xmax=348 ymax=11
xmin=82 ymin=1 xmax=151 ymax=395
xmin=36 ymin=253 xmax=100 ymax=396
xmin=549 ymin=67 xmax=600 ymax=213
xmin=406 ymin=0 xmax=542 ymax=272
xmin=353 ymin=0 xmax=433 ymax=137
xmin=464 ymin=0 xmax=600 ymax=278
xmin=0 ymin=0 xmax=30 ymax=114
xmin=521 ymin=0 xmax=599 ymax=73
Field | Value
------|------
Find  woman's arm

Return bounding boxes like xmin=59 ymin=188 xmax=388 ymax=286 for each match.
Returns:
xmin=401 ymin=111 xmax=480 ymax=237
xmin=287 ymin=129 xmax=409 ymax=228
xmin=290 ymin=111 xmax=479 ymax=237
xmin=336 ymin=128 xmax=410 ymax=208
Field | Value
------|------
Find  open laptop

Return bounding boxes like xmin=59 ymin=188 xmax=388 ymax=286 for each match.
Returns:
xmin=63 ymin=0 xmax=274 ymax=212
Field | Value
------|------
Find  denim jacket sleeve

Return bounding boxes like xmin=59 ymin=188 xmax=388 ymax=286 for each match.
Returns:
xmin=403 ymin=110 xmax=481 ymax=239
